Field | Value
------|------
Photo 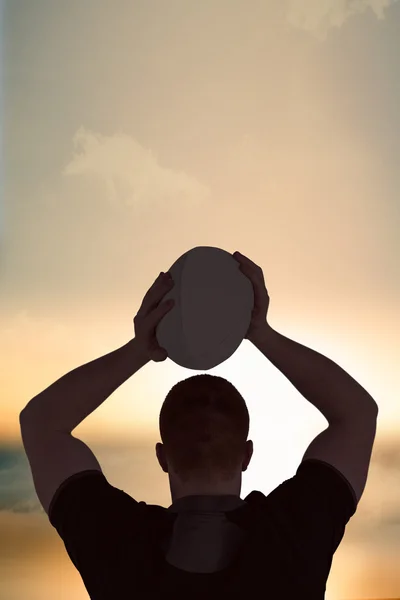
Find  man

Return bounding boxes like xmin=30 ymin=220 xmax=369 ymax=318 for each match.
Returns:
xmin=19 ymin=251 xmax=378 ymax=599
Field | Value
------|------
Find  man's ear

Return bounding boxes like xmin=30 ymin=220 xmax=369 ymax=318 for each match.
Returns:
xmin=156 ymin=442 xmax=168 ymax=473
xmin=242 ymin=440 xmax=253 ymax=471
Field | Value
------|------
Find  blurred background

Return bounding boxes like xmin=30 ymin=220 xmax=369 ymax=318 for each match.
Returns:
xmin=1 ymin=1 xmax=399 ymax=598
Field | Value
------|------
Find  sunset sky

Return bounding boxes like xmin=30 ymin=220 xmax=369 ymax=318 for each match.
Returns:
xmin=1 ymin=1 xmax=400 ymax=598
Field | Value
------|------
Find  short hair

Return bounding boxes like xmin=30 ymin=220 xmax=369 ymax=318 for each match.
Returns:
xmin=159 ymin=374 xmax=250 ymax=484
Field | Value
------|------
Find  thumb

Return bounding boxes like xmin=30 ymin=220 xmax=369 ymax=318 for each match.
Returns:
xmin=151 ymin=346 xmax=168 ymax=362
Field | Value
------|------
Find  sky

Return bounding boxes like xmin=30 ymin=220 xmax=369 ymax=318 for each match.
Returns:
xmin=1 ymin=0 xmax=400 ymax=598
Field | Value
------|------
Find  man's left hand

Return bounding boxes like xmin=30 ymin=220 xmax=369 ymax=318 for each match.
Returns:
xmin=133 ymin=271 xmax=175 ymax=362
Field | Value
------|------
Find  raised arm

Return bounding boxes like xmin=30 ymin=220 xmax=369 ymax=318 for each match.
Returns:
xmin=232 ymin=251 xmax=378 ymax=425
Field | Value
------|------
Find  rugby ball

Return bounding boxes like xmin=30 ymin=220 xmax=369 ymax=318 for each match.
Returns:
xmin=156 ymin=246 xmax=254 ymax=370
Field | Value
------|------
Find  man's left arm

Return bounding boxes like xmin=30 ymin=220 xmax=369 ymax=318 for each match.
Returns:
xmin=20 ymin=337 xmax=149 ymax=434
xmin=20 ymin=269 xmax=174 ymax=433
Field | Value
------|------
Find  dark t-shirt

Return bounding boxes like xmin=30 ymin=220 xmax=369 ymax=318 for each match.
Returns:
xmin=48 ymin=458 xmax=357 ymax=599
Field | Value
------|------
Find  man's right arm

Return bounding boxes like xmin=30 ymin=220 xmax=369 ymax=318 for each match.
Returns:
xmin=251 ymin=324 xmax=379 ymax=425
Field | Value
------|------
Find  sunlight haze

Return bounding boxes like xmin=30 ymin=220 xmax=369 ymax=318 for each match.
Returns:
xmin=1 ymin=1 xmax=400 ymax=598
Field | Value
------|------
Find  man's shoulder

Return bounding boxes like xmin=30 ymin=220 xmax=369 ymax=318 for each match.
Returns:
xmin=49 ymin=470 xmax=149 ymax=529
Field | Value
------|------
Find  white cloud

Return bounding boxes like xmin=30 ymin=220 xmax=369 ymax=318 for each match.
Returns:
xmin=62 ymin=127 xmax=211 ymax=210
xmin=286 ymin=0 xmax=399 ymax=41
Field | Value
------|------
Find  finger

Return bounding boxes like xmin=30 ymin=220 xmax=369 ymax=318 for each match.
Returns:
xmin=233 ymin=251 xmax=260 ymax=272
xmin=234 ymin=257 xmax=268 ymax=310
xmin=141 ymin=273 xmax=163 ymax=302
xmin=236 ymin=257 xmax=265 ymax=284
xmin=235 ymin=253 xmax=266 ymax=283
xmin=151 ymin=272 xmax=172 ymax=291
xmin=148 ymin=298 xmax=175 ymax=328
xmin=141 ymin=275 xmax=174 ymax=314
xmin=155 ymin=275 xmax=174 ymax=292
xmin=149 ymin=300 xmax=174 ymax=361
xmin=233 ymin=251 xmax=250 ymax=262
xmin=153 ymin=349 xmax=168 ymax=362
xmin=151 ymin=278 xmax=174 ymax=309
xmin=150 ymin=345 xmax=168 ymax=362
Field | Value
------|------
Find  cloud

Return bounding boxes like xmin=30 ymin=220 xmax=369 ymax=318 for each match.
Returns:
xmin=62 ymin=127 xmax=211 ymax=210
xmin=286 ymin=0 xmax=400 ymax=41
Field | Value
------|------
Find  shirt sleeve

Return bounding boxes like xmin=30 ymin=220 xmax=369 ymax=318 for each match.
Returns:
xmin=48 ymin=469 xmax=119 ymax=527
xmin=272 ymin=458 xmax=357 ymax=587
xmin=295 ymin=458 xmax=358 ymax=529
xmin=48 ymin=469 xmax=145 ymax=595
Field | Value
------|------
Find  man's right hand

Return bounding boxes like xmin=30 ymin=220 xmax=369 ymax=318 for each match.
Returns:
xmin=232 ymin=251 xmax=270 ymax=344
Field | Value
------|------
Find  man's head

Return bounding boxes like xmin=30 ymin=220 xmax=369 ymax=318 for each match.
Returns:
xmin=155 ymin=374 xmax=253 ymax=502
